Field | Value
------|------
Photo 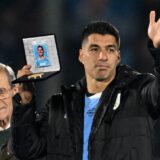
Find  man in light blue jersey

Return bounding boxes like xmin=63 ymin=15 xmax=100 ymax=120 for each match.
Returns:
xmin=12 ymin=11 xmax=160 ymax=160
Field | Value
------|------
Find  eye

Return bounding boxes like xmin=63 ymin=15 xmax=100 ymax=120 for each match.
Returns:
xmin=90 ymin=47 xmax=99 ymax=53
xmin=107 ymin=47 xmax=116 ymax=53
xmin=0 ymin=88 xmax=6 ymax=94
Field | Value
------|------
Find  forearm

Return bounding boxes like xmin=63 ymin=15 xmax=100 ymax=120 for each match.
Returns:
xmin=140 ymin=41 xmax=160 ymax=118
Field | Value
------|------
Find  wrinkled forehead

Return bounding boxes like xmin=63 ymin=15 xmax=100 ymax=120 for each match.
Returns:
xmin=0 ymin=71 xmax=10 ymax=88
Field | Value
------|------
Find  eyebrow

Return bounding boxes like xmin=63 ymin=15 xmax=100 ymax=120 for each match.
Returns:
xmin=106 ymin=44 xmax=117 ymax=48
xmin=89 ymin=44 xmax=100 ymax=48
xmin=89 ymin=44 xmax=117 ymax=49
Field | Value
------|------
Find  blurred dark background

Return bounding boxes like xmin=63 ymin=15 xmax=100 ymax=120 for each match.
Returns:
xmin=0 ymin=0 xmax=160 ymax=158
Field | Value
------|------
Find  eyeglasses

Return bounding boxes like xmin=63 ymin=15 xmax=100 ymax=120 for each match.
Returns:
xmin=0 ymin=88 xmax=11 ymax=100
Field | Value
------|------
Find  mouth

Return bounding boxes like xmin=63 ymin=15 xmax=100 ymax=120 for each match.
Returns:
xmin=95 ymin=64 xmax=109 ymax=70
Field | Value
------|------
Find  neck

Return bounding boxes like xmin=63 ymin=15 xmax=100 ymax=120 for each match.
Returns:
xmin=0 ymin=117 xmax=10 ymax=129
xmin=86 ymin=76 xmax=115 ymax=94
xmin=39 ymin=55 xmax=44 ymax=59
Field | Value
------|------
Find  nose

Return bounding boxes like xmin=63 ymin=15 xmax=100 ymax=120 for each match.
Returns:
xmin=98 ymin=50 xmax=108 ymax=60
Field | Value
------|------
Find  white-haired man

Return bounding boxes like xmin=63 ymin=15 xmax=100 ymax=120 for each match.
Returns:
xmin=0 ymin=63 xmax=33 ymax=160
xmin=0 ymin=63 xmax=17 ymax=159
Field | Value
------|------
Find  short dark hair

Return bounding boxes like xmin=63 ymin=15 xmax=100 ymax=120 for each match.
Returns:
xmin=37 ymin=45 xmax=44 ymax=50
xmin=81 ymin=21 xmax=120 ymax=48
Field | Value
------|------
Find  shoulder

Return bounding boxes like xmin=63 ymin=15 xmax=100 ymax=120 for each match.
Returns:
xmin=118 ymin=64 xmax=155 ymax=78
xmin=46 ymin=78 xmax=86 ymax=107
xmin=47 ymin=93 xmax=63 ymax=106
xmin=116 ymin=64 xmax=155 ymax=88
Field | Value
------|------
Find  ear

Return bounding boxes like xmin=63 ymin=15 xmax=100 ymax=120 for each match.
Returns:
xmin=79 ymin=49 xmax=84 ymax=64
xmin=117 ymin=50 xmax=121 ymax=64
xmin=12 ymin=86 xmax=18 ymax=96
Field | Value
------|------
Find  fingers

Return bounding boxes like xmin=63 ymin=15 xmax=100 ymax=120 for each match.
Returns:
xmin=19 ymin=91 xmax=33 ymax=104
xmin=17 ymin=65 xmax=32 ymax=78
xmin=22 ymin=65 xmax=32 ymax=70
xmin=149 ymin=10 xmax=156 ymax=25
xmin=157 ymin=18 xmax=160 ymax=25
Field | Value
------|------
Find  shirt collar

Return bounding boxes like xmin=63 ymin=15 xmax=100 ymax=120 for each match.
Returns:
xmin=0 ymin=123 xmax=10 ymax=131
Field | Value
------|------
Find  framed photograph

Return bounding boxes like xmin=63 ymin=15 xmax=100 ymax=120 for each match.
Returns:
xmin=33 ymin=43 xmax=50 ymax=68
xmin=13 ymin=35 xmax=61 ymax=83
